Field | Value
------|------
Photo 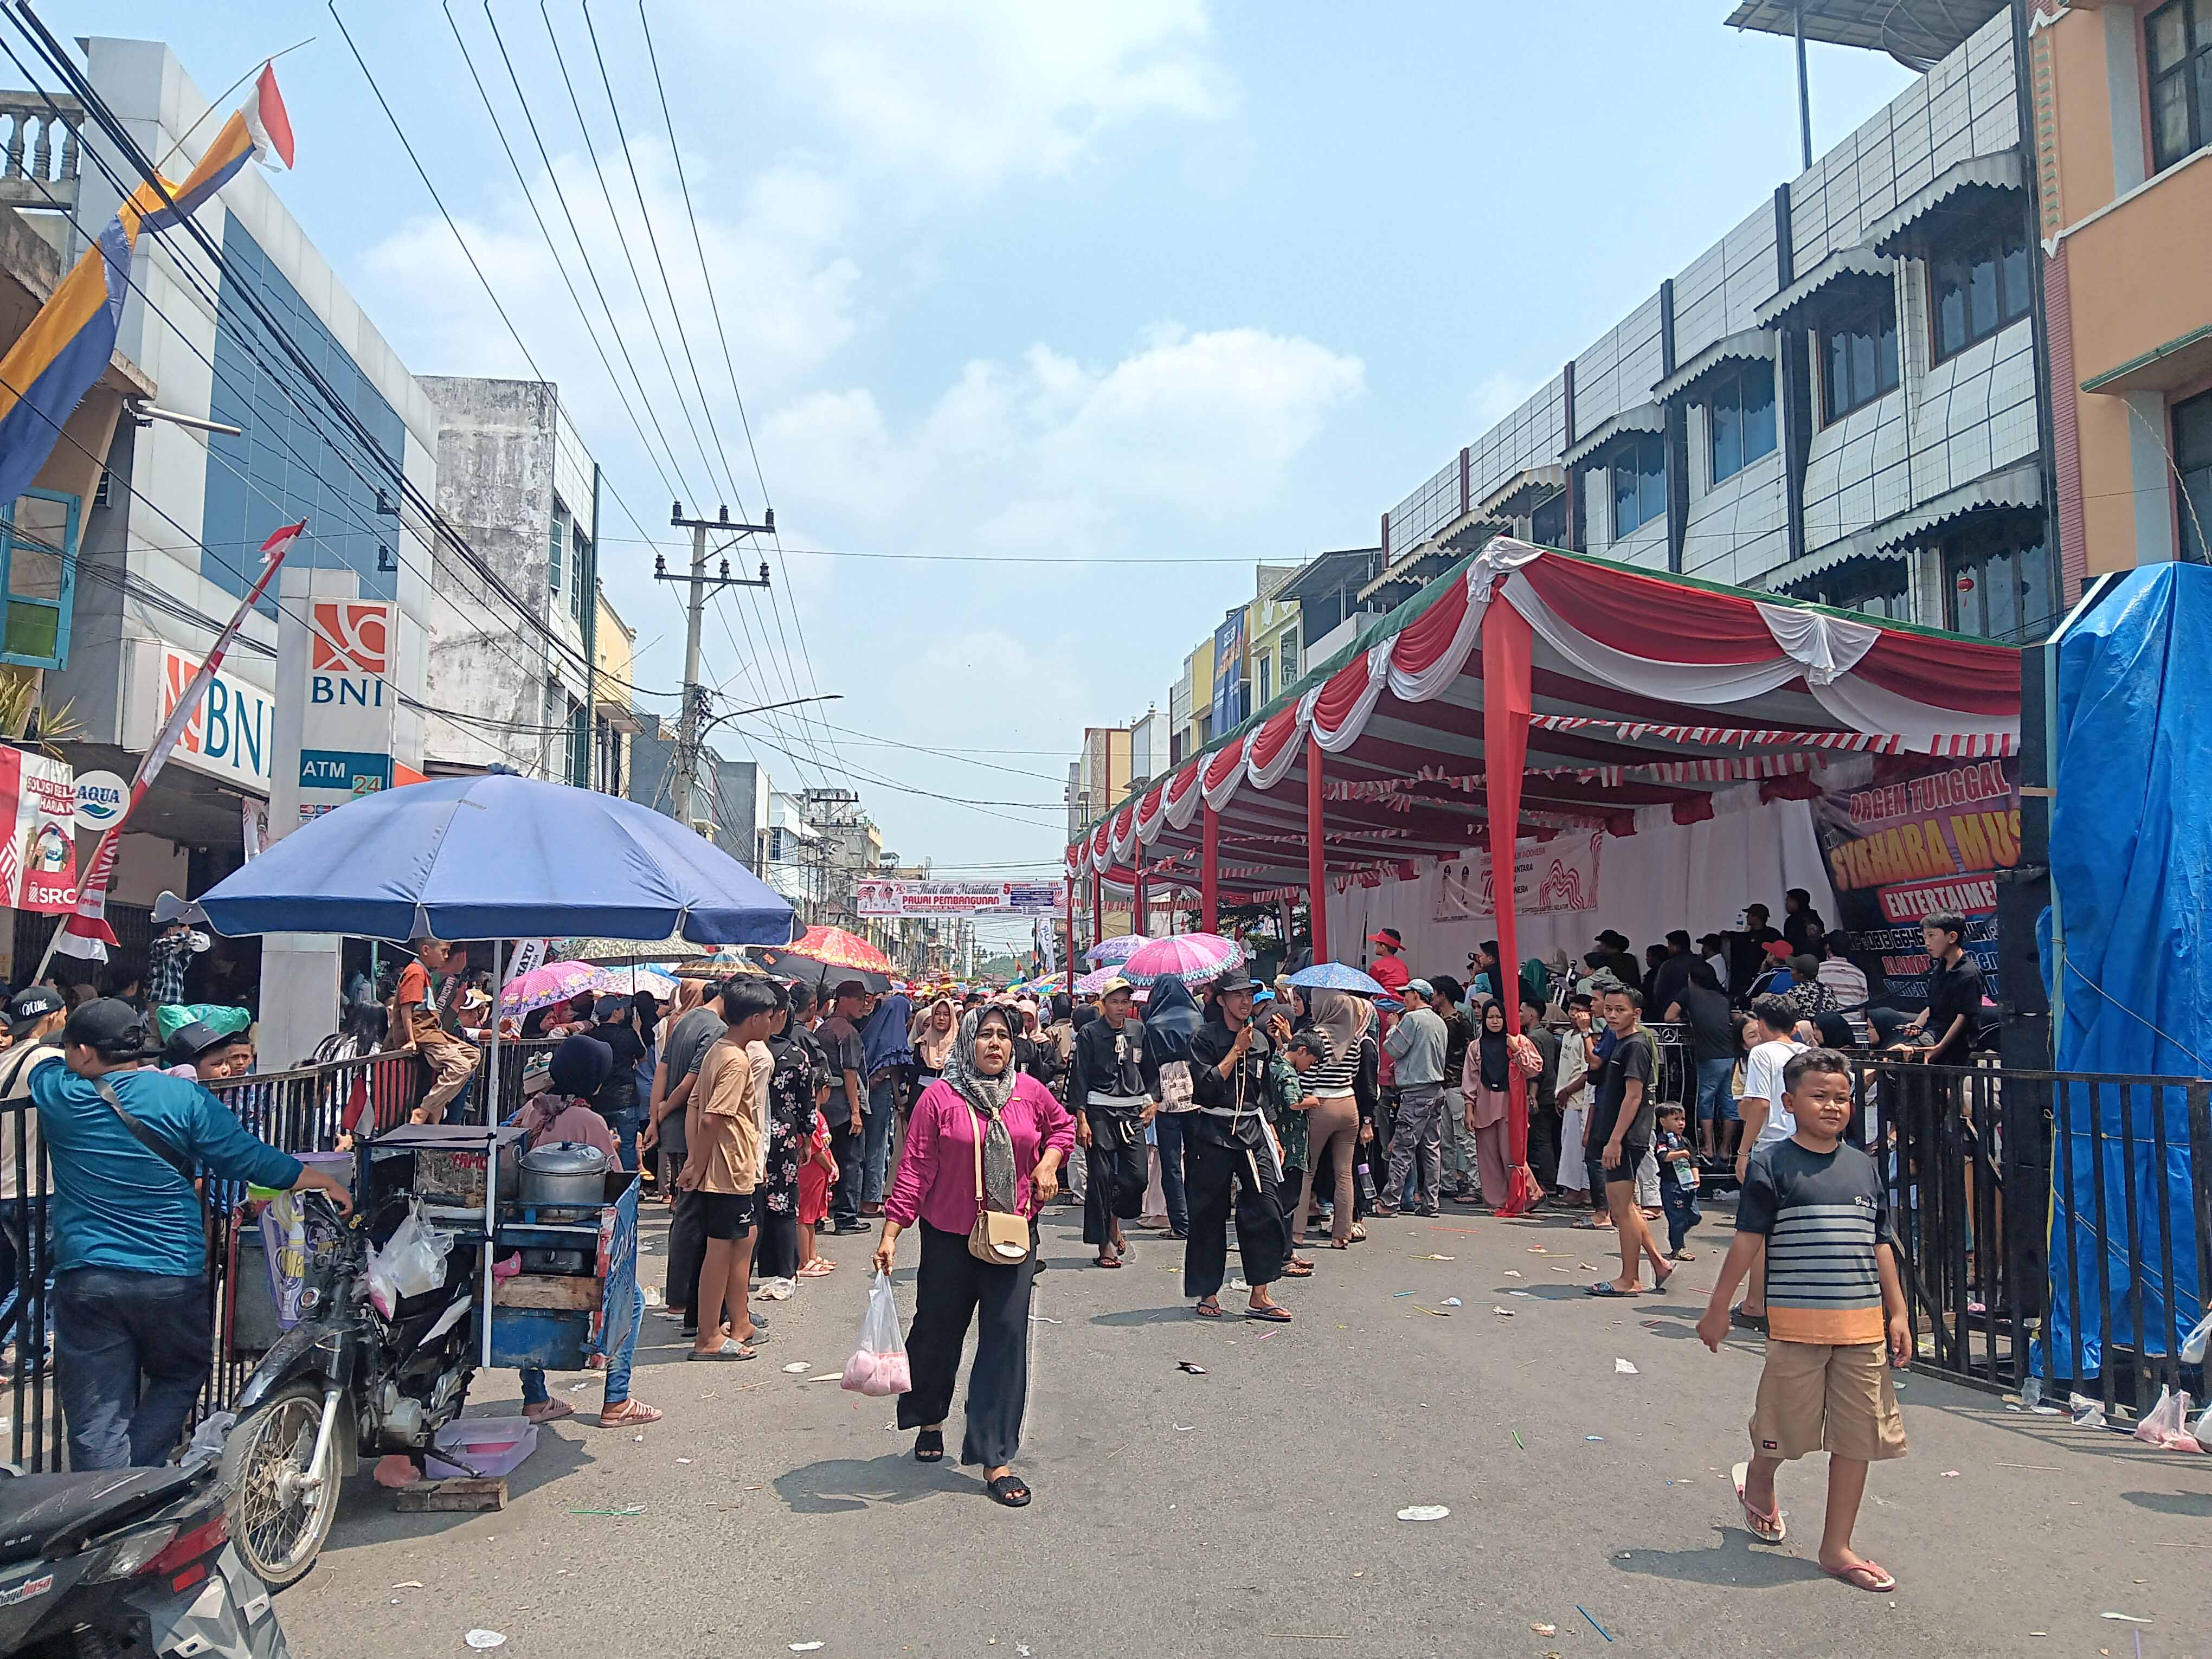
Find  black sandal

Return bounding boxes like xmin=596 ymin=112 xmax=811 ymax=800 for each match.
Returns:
xmin=914 ymin=1428 xmax=944 ymax=1463
xmin=985 ymin=1472 xmax=1031 ymax=1507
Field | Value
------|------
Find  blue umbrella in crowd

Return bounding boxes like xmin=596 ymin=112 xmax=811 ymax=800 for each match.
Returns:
xmin=198 ymin=771 xmax=798 ymax=944
xmin=1286 ymin=961 xmax=1388 ymax=997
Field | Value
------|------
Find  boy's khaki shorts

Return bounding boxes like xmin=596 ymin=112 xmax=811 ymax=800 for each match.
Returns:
xmin=1749 ymin=1338 xmax=1907 ymax=1463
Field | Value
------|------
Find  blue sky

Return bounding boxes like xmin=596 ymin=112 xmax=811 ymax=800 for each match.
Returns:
xmin=49 ymin=2 xmax=1914 ymax=911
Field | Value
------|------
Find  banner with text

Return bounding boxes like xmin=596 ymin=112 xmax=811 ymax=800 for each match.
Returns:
xmin=0 ymin=747 xmax=75 ymax=912
xmin=856 ymin=879 xmax=1061 ymax=917
xmin=1434 ymin=832 xmax=1602 ymax=924
xmin=1815 ymin=756 xmax=2017 ymax=1002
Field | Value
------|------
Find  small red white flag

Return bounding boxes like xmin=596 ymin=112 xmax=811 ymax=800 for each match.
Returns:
xmin=241 ymin=62 xmax=295 ymax=171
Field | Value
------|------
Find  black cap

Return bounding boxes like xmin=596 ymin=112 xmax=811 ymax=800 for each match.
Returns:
xmin=1211 ymin=973 xmax=1261 ymax=994
xmin=164 ymin=1020 xmax=234 ymax=1063
xmin=591 ymin=993 xmax=629 ymax=1021
xmin=63 ymin=998 xmax=153 ymax=1059
xmin=7 ymin=986 xmax=63 ymax=1039
xmin=833 ymin=979 xmax=871 ymax=1002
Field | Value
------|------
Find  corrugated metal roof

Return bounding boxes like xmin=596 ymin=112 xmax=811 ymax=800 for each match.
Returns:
xmin=1561 ymin=403 xmax=1666 ymax=471
xmin=1868 ymin=460 xmax=2043 ymax=551
xmin=1653 ymin=330 xmax=1776 ymax=404
xmin=1722 ymin=1 xmax=2007 ymax=70
xmin=1864 ymin=152 xmax=2025 ymax=256
xmin=1753 ymin=248 xmax=1893 ymax=330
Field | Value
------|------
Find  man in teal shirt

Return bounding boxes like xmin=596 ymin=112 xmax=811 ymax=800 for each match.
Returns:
xmin=30 ymin=999 xmax=351 ymax=1469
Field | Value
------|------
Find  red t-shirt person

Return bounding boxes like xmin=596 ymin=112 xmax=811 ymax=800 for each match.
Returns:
xmin=1367 ymin=929 xmax=1411 ymax=997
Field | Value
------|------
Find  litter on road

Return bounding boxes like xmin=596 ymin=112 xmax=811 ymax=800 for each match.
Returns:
xmin=1532 ymin=1623 xmax=1557 ymax=1636
xmin=1442 ymin=1297 xmax=1463 ymax=1307
xmin=1173 ymin=1423 xmax=1197 ymax=1431
xmin=1396 ymin=1505 xmax=1450 ymax=1521
xmin=465 ymin=1634 xmax=507 ymax=1651
xmin=2100 ymin=1613 xmax=2153 ymax=1623
xmin=1177 ymin=1360 xmax=1208 ymax=1374
xmin=782 ymin=1362 xmax=811 ymax=1373
xmin=1615 ymin=1359 xmax=1639 ymax=1375
xmin=1577 ymin=1605 xmax=1613 ymax=1642
xmin=1511 ymin=1430 xmax=1526 ymax=1450
xmin=1493 ymin=1307 xmax=1514 ymax=1317
xmin=390 ymin=1581 xmax=423 ymax=1590
xmin=570 ymin=1505 xmax=646 ymax=1516
xmin=790 ymin=1644 xmax=826 ymax=1653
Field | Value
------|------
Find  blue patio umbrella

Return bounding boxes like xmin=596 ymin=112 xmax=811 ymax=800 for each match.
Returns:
xmin=197 ymin=771 xmax=799 ymax=945
xmin=1285 ymin=961 xmax=1388 ymax=996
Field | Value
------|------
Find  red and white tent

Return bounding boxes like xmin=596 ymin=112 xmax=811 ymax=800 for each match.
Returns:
xmin=1064 ymin=537 xmax=2021 ymax=1211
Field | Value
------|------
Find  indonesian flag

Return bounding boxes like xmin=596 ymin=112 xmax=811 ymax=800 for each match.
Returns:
xmin=241 ymin=63 xmax=295 ymax=171
xmin=53 ymin=522 xmax=306 ymax=961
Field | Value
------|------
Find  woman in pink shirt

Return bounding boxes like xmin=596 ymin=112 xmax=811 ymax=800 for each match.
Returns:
xmin=874 ymin=1004 xmax=1072 ymax=1507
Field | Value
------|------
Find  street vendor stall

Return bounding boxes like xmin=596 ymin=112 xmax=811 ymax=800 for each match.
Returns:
xmin=1068 ymin=538 xmax=2021 ymax=1214
xmin=194 ymin=771 xmax=797 ymax=1580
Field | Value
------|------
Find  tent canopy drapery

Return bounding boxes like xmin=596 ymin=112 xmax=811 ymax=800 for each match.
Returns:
xmin=1068 ymin=537 xmax=2022 ymax=1213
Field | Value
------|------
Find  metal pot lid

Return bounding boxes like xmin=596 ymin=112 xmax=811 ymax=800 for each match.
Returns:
xmin=520 ymin=1141 xmax=610 ymax=1175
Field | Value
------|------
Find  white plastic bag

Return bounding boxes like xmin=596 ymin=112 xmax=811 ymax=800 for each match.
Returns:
xmin=2133 ymin=1384 xmax=2201 ymax=1453
xmin=2192 ymin=1396 xmax=2212 ymax=1450
xmin=840 ymin=1271 xmax=911 ymax=1397
xmin=2182 ymin=1307 xmax=2212 ymax=1366
xmin=366 ymin=1199 xmax=453 ymax=1318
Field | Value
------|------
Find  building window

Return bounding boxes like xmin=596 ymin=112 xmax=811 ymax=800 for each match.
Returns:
xmin=2177 ymin=387 xmax=2212 ymax=562
xmin=1279 ymin=627 xmax=1298 ymax=684
xmin=571 ymin=525 xmax=590 ymax=622
xmin=1944 ymin=518 xmax=2055 ymax=642
xmin=1931 ymin=220 xmax=2031 ymax=362
xmin=1821 ymin=293 xmax=1901 ymax=422
xmin=1707 ymin=358 xmax=1778 ymax=485
xmin=1781 ymin=554 xmax=1910 ymax=623
xmin=0 ymin=488 xmax=79 ymax=668
xmin=1609 ymin=432 xmax=1667 ymax=539
xmin=2148 ymin=0 xmax=2212 ymax=173
xmin=549 ymin=499 xmax=567 ymax=595
xmin=1529 ymin=490 xmax=1567 ymax=549
xmin=1255 ymin=650 xmax=1273 ymax=709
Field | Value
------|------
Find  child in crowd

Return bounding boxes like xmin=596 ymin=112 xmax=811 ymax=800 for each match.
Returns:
xmin=795 ymin=1115 xmax=837 ymax=1277
xmin=1655 ymin=1102 xmax=1700 ymax=1260
xmin=1697 ymin=1048 xmax=1912 ymax=1594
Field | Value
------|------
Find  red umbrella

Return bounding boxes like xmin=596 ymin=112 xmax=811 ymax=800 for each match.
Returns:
xmin=758 ymin=924 xmax=895 ymax=990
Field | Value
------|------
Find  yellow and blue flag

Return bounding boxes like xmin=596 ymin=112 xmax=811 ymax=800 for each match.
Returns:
xmin=0 ymin=64 xmax=295 ymax=506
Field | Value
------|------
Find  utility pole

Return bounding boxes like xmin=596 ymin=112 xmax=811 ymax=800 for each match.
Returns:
xmin=659 ymin=501 xmax=773 ymax=835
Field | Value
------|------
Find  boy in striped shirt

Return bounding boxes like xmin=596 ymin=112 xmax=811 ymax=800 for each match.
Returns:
xmin=1697 ymin=1048 xmax=1911 ymax=1594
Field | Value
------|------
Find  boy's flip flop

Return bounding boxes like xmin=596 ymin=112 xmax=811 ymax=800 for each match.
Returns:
xmin=1732 ymin=1461 xmax=1786 ymax=1544
xmin=1824 ymin=1560 xmax=1896 ymax=1592
xmin=1585 ymin=1282 xmax=1637 ymax=1297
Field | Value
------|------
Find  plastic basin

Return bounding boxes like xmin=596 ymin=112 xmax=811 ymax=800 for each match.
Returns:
xmin=425 ymin=1416 xmax=538 ymax=1481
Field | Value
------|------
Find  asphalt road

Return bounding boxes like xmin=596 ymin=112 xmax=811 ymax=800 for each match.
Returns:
xmin=280 ymin=1197 xmax=2211 ymax=1659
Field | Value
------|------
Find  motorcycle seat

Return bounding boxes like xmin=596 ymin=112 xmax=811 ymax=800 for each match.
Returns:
xmin=0 ymin=1467 xmax=202 ymax=1564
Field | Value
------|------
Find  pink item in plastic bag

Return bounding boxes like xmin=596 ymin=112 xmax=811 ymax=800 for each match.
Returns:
xmin=841 ymin=1271 xmax=912 ymax=1397
xmin=2133 ymin=1385 xmax=2201 ymax=1453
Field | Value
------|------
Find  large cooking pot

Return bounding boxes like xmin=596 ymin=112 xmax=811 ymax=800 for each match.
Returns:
xmin=519 ymin=1141 xmax=610 ymax=1214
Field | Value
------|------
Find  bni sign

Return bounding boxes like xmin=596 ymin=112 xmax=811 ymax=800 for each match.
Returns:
xmin=299 ymin=599 xmax=397 ymax=816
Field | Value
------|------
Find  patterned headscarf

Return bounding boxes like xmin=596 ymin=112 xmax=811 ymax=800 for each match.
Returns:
xmin=941 ymin=1005 xmax=1018 ymax=1211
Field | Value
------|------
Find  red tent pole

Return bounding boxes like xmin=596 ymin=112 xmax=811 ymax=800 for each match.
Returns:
xmin=1482 ymin=594 xmax=1543 ymax=1217
xmin=1201 ymin=804 xmax=1220 ymax=934
xmin=1091 ymin=872 xmax=1105 ymax=947
xmin=1133 ymin=863 xmax=1149 ymax=939
xmin=1306 ymin=732 xmax=1328 ymax=963
xmin=1063 ymin=876 xmax=1076 ymax=995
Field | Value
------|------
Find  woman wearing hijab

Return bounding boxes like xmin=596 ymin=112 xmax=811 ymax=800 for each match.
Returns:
xmin=756 ymin=989 xmax=819 ymax=1291
xmin=912 ymin=998 xmax=958 ymax=1093
xmin=517 ymin=1037 xmax=660 ymax=1429
xmin=1290 ymin=987 xmax=1367 ymax=1249
xmin=876 ymin=1005 xmax=1073 ymax=1507
xmin=1462 ymin=1000 xmax=1515 ymax=1208
xmin=1070 ymin=979 xmax=1152 ymax=1267
xmin=1140 ymin=974 xmax=1204 ymax=1239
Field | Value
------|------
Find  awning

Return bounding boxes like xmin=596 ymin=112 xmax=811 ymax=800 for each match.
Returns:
xmin=1753 ymin=540 xmax=1905 ymax=595
xmin=1478 ymin=464 xmax=1566 ymax=521
xmin=1868 ymin=460 xmax=2043 ymax=551
xmin=1561 ymin=403 xmax=1664 ymax=470
xmin=1753 ymin=248 xmax=1893 ymax=331
xmin=2081 ymin=321 xmax=2212 ymax=396
xmin=1068 ymin=537 xmax=2022 ymax=888
xmin=1652 ymin=330 xmax=1774 ymax=404
xmin=1724 ymin=1 xmax=2006 ymax=70
xmin=1864 ymin=153 xmax=2025 ymax=258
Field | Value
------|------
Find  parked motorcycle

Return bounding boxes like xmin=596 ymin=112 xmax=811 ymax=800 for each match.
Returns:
xmin=221 ymin=1182 xmax=478 ymax=1589
xmin=0 ymin=1459 xmax=289 ymax=1657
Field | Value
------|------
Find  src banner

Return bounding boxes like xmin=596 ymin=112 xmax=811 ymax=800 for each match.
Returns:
xmin=1435 ymin=832 xmax=1601 ymax=924
xmin=856 ymin=879 xmax=1060 ymax=917
xmin=1816 ymin=757 xmax=2017 ymax=1002
xmin=0 ymin=745 xmax=76 ymax=913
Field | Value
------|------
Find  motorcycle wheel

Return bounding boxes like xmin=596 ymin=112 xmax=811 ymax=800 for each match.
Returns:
xmin=220 ymin=1380 xmax=339 ymax=1591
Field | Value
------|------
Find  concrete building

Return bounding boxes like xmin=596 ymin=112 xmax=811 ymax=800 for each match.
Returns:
xmin=14 ymin=41 xmax=434 ymax=1008
xmin=710 ymin=756 xmax=771 ymax=872
xmin=2031 ymin=0 xmax=2212 ymax=582
xmin=1370 ymin=5 xmax=2050 ymax=640
xmin=763 ymin=789 xmax=823 ymax=917
xmin=799 ymin=786 xmax=881 ymax=937
xmin=417 ymin=377 xmax=599 ymax=784
xmin=1068 ymin=725 xmax=1133 ymax=844
xmin=1127 ymin=706 xmax=1171 ymax=790
xmin=590 ymin=584 xmax=637 ymax=796
xmin=626 ymin=711 xmax=708 ymax=831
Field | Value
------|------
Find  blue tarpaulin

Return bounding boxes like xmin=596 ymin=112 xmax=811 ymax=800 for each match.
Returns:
xmin=2041 ymin=563 xmax=2209 ymax=1379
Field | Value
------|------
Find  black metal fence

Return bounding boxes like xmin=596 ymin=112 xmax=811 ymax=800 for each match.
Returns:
xmin=1856 ymin=1057 xmax=2211 ymax=1411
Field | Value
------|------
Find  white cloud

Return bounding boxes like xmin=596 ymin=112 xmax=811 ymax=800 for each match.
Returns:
xmin=763 ymin=325 xmax=1364 ymax=542
xmin=1464 ymin=369 xmax=1539 ymax=432
xmin=740 ymin=0 xmax=1231 ymax=191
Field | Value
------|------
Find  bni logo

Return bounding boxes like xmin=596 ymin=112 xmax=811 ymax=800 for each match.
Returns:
xmin=311 ymin=600 xmax=390 ymax=675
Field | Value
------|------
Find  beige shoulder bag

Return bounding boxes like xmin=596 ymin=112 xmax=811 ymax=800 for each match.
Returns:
xmin=967 ymin=1104 xmax=1033 ymax=1265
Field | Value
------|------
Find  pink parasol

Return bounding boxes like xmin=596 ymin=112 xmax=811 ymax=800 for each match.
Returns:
xmin=498 ymin=960 xmax=601 ymax=1017
xmin=1120 ymin=932 xmax=1244 ymax=988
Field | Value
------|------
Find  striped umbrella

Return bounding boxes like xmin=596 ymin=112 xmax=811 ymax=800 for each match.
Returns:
xmin=589 ymin=964 xmax=680 ymax=1000
xmin=1075 ymin=964 xmax=1131 ymax=995
xmin=1285 ymin=962 xmax=1388 ymax=996
xmin=1120 ymin=933 xmax=1243 ymax=988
